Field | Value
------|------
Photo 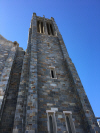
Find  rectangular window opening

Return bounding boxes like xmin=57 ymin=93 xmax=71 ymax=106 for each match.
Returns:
xmin=37 ymin=21 xmax=40 ymax=32
xmin=41 ymin=22 xmax=43 ymax=33
xmin=51 ymin=70 xmax=54 ymax=78
xmin=50 ymin=24 xmax=54 ymax=35
xmin=50 ymin=68 xmax=57 ymax=79
xmin=49 ymin=67 xmax=57 ymax=79
xmin=46 ymin=23 xmax=50 ymax=35
xmin=37 ymin=20 xmax=44 ymax=34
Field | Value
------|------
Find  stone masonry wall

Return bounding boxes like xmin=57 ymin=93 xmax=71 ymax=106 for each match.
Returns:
xmin=37 ymin=33 xmax=86 ymax=133
xmin=0 ymin=36 xmax=19 ymax=120
xmin=52 ymin=18 xmax=100 ymax=133
xmin=13 ymin=53 xmax=30 ymax=133
xmin=0 ymin=47 xmax=24 ymax=133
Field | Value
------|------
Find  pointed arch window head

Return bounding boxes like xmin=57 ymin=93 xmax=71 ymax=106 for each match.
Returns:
xmin=46 ymin=110 xmax=57 ymax=133
xmin=63 ymin=111 xmax=76 ymax=133
xmin=37 ymin=20 xmax=44 ymax=33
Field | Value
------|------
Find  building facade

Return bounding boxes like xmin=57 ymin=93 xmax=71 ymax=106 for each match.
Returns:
xmin=98 ymin=121 xmax=100 ymax=127
xmin=0 ymin=13 xmax=100 ymax=133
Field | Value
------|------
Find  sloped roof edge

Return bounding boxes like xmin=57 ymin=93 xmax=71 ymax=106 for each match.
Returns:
xmin=0 ymin=34 xmax=8 ymax=41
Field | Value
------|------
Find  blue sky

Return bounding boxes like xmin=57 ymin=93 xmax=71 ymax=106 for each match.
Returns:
xmin=0 ymin=0 xmax=100 ymax=118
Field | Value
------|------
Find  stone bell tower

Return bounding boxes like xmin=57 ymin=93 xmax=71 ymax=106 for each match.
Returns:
xmin=13 ymin=13 xmax=100 ymax=133
xmin=0 ymin=13 xmax=99 ymax=133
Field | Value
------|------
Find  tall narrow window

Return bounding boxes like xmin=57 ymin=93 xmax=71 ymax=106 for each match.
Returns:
xmin=37 ymin=21 xmax=40 ymax=32
xmin=37 ymin=20 xmax=44 ymax=33
xmin=66 ymin=116 xmax=72 ymax=133
xmin=50 ymin=67 xmax=57 ymax=79
xmin=63 ymin=111 xmax=76 ymax=133
xmin=49 ymin=115 xmax=53 ymax=133
xmin=46 ymin=110 xmax=57 ymax=133
xmin=50 ymin=24 xmax=54 ymax=35
xmin=41 ymin=22 xmax=43 ymax=33
xmin=47 ymin=23 xmax=50 ymax=35
xmin=51 ymin=70 xmax=54 ymax=78
xmin=46 ymin=23 xmax=54 ymax=36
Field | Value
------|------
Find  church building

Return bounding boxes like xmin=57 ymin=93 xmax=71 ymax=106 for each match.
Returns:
xmin=0 ymin=13 xmax=99 ymax=133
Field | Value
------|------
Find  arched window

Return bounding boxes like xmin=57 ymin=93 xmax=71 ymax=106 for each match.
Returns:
xmin=49 ymin=115 xmax=53 ymax=133
xmin=63 ymin=111 xmax=76 ymax=133
xmin=46 ymin=110 xmax=57 ymax=133
xmin=66 ymin=116 xmax=72 ymax=133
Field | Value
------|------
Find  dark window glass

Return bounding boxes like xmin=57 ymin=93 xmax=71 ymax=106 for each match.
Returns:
xmin=66 ymin=116 xmax=72 ymax=133
xmin=46 ymin=23 xmax=50 ymax=35
xmin=51 ymin=70 xmax=54 ymax=78
xmin=37 ymin=21 xmax=40 ymax=32
xmin=41 ymin=22 xmax=43 ymax=33
xmin=49 ymin=116 xmax=53 ymax=133
xmin=50 ymin=24 xmax=54 ymax=35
